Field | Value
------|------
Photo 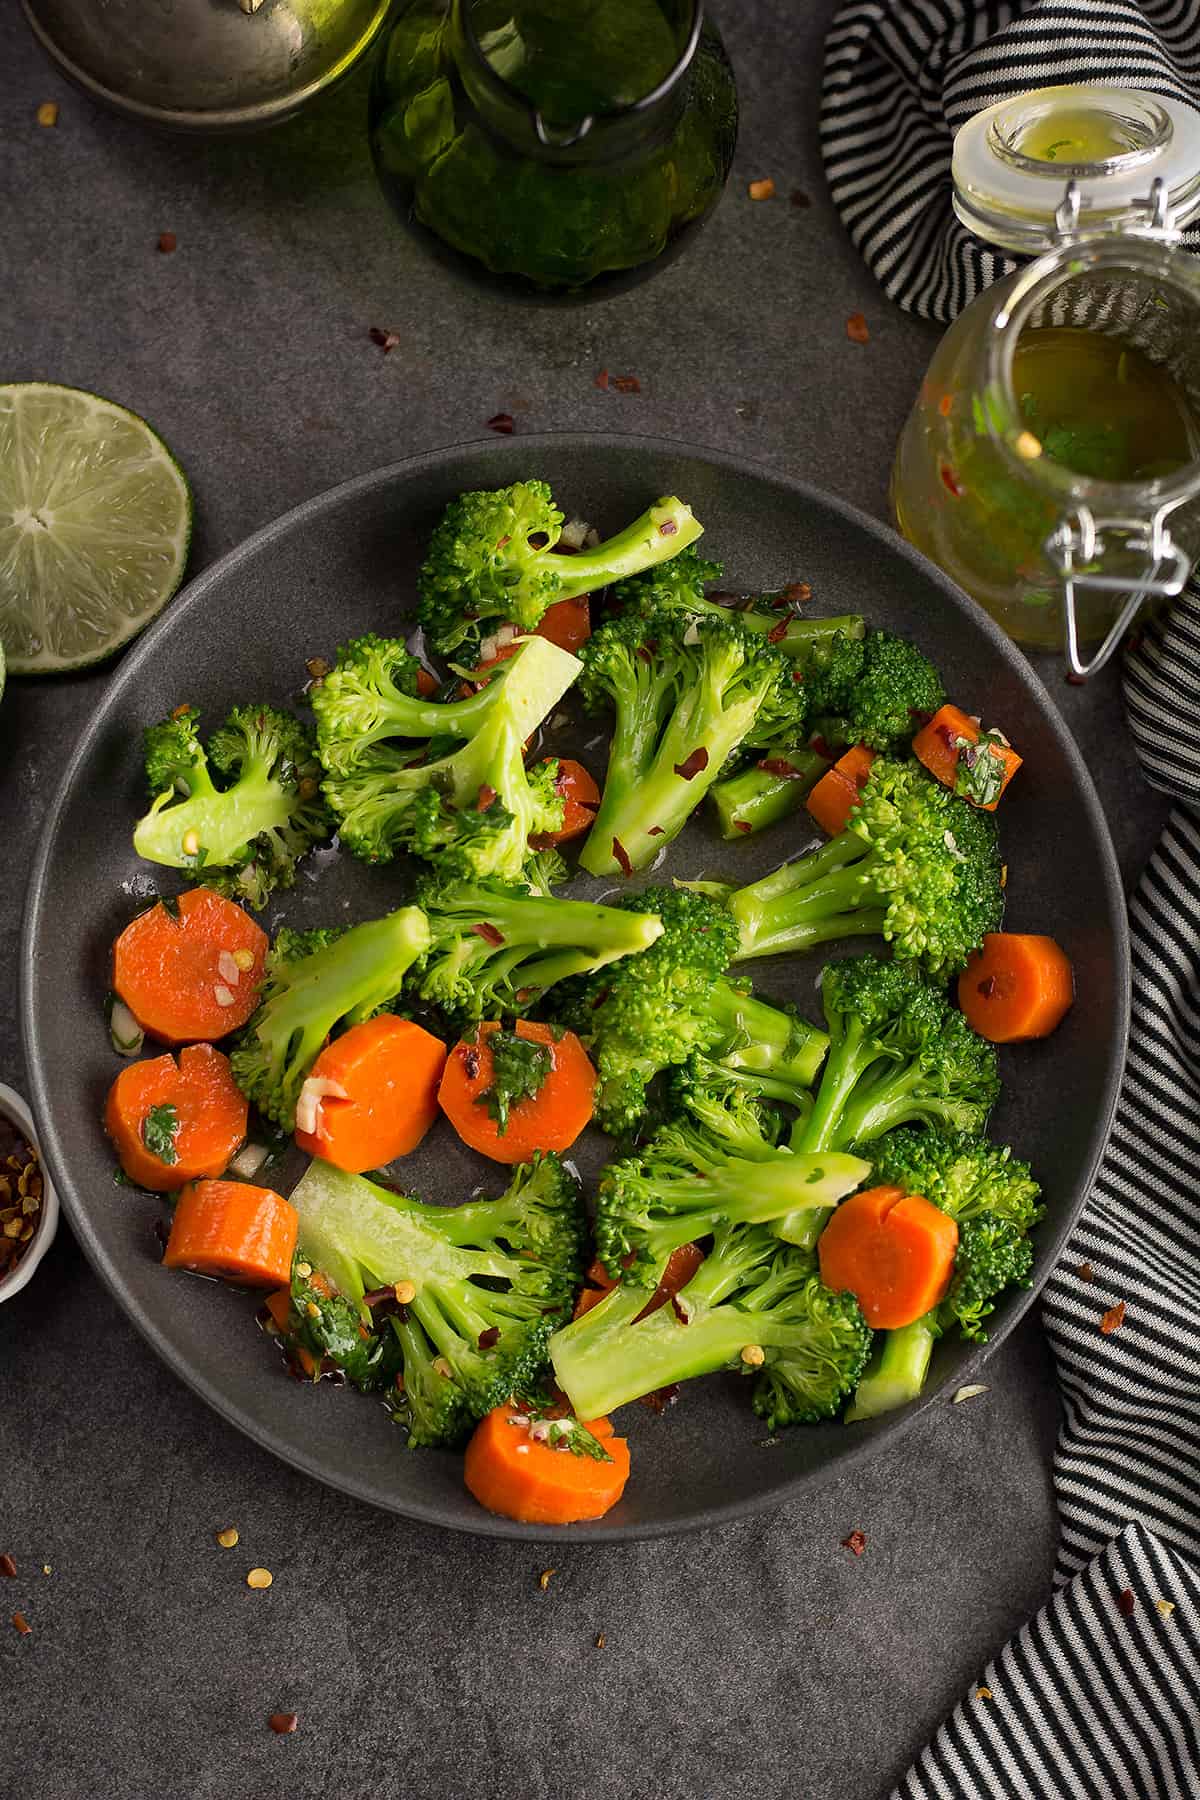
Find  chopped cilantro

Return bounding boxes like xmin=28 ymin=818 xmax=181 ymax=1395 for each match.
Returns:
xmin=478 ymin=1030 xmax=553 ymax=1134
xmin=142 ymin=1102 xmax=180 ymax=1166
xmin=954 ymin=732 xmax=1009 ymax=808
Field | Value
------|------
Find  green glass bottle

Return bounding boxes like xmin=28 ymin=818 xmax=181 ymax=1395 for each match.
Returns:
xmin=369 ymin=0 xmax=737 ymax=298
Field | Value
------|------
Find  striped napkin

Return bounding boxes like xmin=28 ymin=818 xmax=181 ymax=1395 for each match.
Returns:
xmin=819 ymin=4 xmax=1200 ymax=1791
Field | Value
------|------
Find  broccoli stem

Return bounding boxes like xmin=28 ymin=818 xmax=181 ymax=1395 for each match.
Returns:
xmin=844 ymin=1314 xmax=938 ymax=1421
xmin=834 ymin=1063 xmax=933 ymax=1147
xmin=774 ymin=1018 xmax=879 ymax=1247
xmin=728 ymin=833 xmax=889 ymax=960
xmin=709 ymin=980 xmax=829 ymax=1089
xmin=134 ymin=750 xmax=296 ymax=868
xmin=674 ymin=604 xmax=864 ymax=660
xmin=547 ymin=498 xmax=705 ymax=601
xmin=710 ymin=748 xmax=829 ymax=840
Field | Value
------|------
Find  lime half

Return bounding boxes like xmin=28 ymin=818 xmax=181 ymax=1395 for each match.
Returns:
xmin=0 ymin=383 xmax=192 ymax=674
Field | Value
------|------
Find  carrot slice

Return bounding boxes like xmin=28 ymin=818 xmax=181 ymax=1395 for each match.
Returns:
xmin=957 ymin=932 xmax=1074 ymax=1042
xmin=535 ymin=596 xmax=591 ymax=654
xmin=532 ymin=759 xmax=601 ymax=848
xmin=113 ymin=888 xmax=268 ymax=1043
xmin=818 ymin=1185 xmax=959 ymax=1329
xmin=912 ymin=703 xmax=1022 ymax=811
xmin=105 ymin=1042 xmax=249 ymax=1191
xmin=438 ymin=1020 xmax=596 ymax=1164
xmin=293 ymin=1014 xmax=447 ymax=1172
xmin=415 ymin=668 xmax=439 ymax=697
xmin=162 ymin=1179 xmax=298 ymax=1287
xmin=806 ymin=745 xmax=876 ymax=837
xmin=464 ymin=1404 xmax=630 ymax=1524
xmin=264 ymin=1287 xmax=292 ymax=1331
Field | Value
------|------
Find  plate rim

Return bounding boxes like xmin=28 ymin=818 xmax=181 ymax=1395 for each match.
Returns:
xmin=20 ymin=429 xmax=1132 ymax=1540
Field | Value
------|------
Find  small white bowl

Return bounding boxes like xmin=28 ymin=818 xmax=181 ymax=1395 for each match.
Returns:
xmin=0 ymin=1083 xmax=59 ymax=1304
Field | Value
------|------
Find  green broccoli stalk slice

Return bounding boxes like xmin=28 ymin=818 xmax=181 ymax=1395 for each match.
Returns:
xmin=133 ymin=704 xmax=332 ymax=908
xmin=549 ymin=887 xmax=828 ymax=1137
xmin=594 ymin=1102 xmax=870 ymax=1278
xmin=843 ymin=1128 xmax=1042 ymax=1419
xmin=723 ymin=756 xmax=1004 ymax=974
xmin=549 ymin=1222 xmax=871 ymax=1425
xmin=411 ymin=875 xmax=664 ymax=1023
xmin=230 ymin=907 xmax=430 ymax=1129
xmin=288 ymin=1153 xmax=585 ymax=1447
xmin=776 ymin=955 xmax=1000 ymax=1248
xmin=417 ymin=480 xmax=704 ymax=655
xmin=576 ymin=607 xmax=807 ymax=877
xmin=609 ymin=549 xmax=866 ymax=660
xmin=710 ymin=747 xmax=831 ymax=840
xmin=316 ymin=633 xmax=579 ymax=880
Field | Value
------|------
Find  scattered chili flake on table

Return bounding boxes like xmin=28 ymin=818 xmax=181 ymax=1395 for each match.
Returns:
xmin=611 ymin=375 xmax=641 ymax=395
xmin=841 ymin=1530 xmax=867 ymax=1556
xmin=594 ymin=369 xmax=610 ymax=390
xmin=846 ymin=312 xmax=870 ymax=345
xmin=12 ymin=1612 xmax=31 ymax=1635
xmin=538 ymin=1568 xmax=555 ymax=1592
xmin=1117 ymin=1587 xmax=1137 ymax=1618
xmin=1100 ymin=1301 xmax=1126 ymax=1334
xmin=790 ymin=188 xmax=811 ymax=208
xmin=975 ymin=1686 xmax=993 ymax=1701
xmin=1065 ymin=671 xmax=1088 ymax=687
xmin=748 ymin=178 xmax=776 ymax=201
xmin=594 ymin=1632 xmax=606 ymax=1649
xmin=1077 ymin=1261 xmax=1095 ymax=1283
xmin=0 ymin=1555 xmax=15 ymax=1578
xmin=37 ymin=102 xmax=59 ymax=127
xmin=368 ymin=326 xmax=400 ymax=353
xmin=269 ymin=1713 xmax=299 ymax=1735
xmin=157 ymin=232 xmax=177 ymax=254
xmin=487 ymin=412 xmax=515 ymax=435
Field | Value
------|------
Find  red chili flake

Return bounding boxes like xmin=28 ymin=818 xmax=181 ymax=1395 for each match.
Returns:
xmin=977 ymin=975 xmax=997 ymax=998
xmin=1077 ymin=1261 xmax=1095 ymax=1283
xmin=1065 ymin=672 xmax=1088 ymax=686
xmin=673 ymin=747 xmax=710 ymax=781
xmin=639 ymin=1384 xmax=681 ymax=1413
xmin=1117 ymin=1587 xmax=1137 ymax=1618
xmin=157 ymin=231 xmax=177 ymax=254
xmin=594 ymin=369 xmax=610 ymax=390
xmin=791 ymin=670 xmax=805 ymax=683
xmin=12 ymin=1612 xmax=31 ymax=1635
xmin=612 ymin=837 xmax=633 ymax=877
xmin=810 ymin=734 xmax=833 ymax=760
xmin=476 ymin=784 xmax=498 ymax=812
xmin=660 ymin=519 xmax=678 ymax=537
xmin=790 ymin=189 xmax=812 ymax=208
xmin=368 ymin=326 xmax=400 ymax=353
xmin=268 ymin=1712 xmax=299 ymax=1735
xmin=939 ymin=461 xmax=964 ymax=498
xmin=0 ymin=1556 xmax=15 ymax=1578
xmin=591 ymin=988 xmax=610 ymax=1010
xmin=767 ymin=617 xmax=791 ymax=644
xmin=611 ymin=375 xmax=641 ymax=395
xmin=487 ymin=413 xmax=515 ymax=434
xmin=463 ymin=1048 xmax=481 ymax=1082
xmin=1101 ymin=1301 xmax=1126 ymax=1335
xmin=734 ymin=820 xmax=753 ymax=834
xmin=846 ymin=313 xmax=870 ymax=345
xmin=635 ymin=644 xmax=654 ymax=664
xmin=841 ymin=1530 xmax=867 ymax=1556
xmin=472 ymin=922 xmax=505 ymax=947
xmin=646 ymin=825 xmax=665 ymax=836
xmin=781 ymin=581 xmax=812 ymax=606
xmin=478 ymin=1326 xmax=501 ymax=1350
xmin=938 ymin=393 xmax=954 ymax=418
xmin=757 ymin=757 xmax=802 ymax=779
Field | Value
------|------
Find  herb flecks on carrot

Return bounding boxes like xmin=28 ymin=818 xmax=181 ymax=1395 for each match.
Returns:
xmin=912 ymin=704 xmax=1022 ymax=811
xmin=439 ymin=1021 xmax=596 ymax=1163
xmin=293 ymin=1015 xmax=447 ymax=1172
xmin=105 ymin=1043 xmax=249 ymax=1190
xmin=805 ymin=745 xmax=877 ymax=837
xmin=162 ymin=1179 xmax=297 ymax=1287
xmin=818 ymin=1185 xmax=958 ymax=1329
xmin=464 ymin=1403 xmax=630 ymax=1524
xmin=958 ymin=933 xmax=1074 ymax=1042
xmin=113 ymin=888 xmax=267 ymax=1043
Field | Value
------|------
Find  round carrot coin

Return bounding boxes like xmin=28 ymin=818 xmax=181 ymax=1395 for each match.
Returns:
xmin=112 ymin=887 xmax=267 ymax=1043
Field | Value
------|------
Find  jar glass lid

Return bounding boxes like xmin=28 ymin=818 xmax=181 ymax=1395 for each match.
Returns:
xmin=953 ymin=84 xmax=1200 ymax=252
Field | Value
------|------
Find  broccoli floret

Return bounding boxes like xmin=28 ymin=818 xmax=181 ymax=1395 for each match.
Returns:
xmin=610 ymin=548 xmax=867 ymax=662
xmin=549 ymin=887 xmax=828 ymax=1136
xmin=288 ymin=1153 xmax=586 ymax=1447
xmin=549 ymin=1220 xmax=871 ymax=1425
xmin=576 ymin=607 xmax=808 ymax=876
xmin=417 ymin=481 xmax=704 ymax=655
xmin=805 ymin=628 xmax=946 ymax=753
xmin=776 ymin=955 xmax=1000 ymax=1248
xmin=724 ymin=755 xmax=1004 ymax=974
xmin=595 ymin=1103 xmax=870 ymax=1279
xmin=410 ymin=874 xmax=664 ymax=1023
xmin=133 ymin=704 xmax=331 ymax=908
xmin=315 ymin=633 xmax=579 ymax=880
xmin=844 ymin=1129 xmax=1042 ymax=1420
xmin=230 ymin=907 xmax=430 ymax=1129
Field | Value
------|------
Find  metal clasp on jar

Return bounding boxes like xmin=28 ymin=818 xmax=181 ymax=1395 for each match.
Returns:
xmin=1043 ymin=504 xmax=1189 ymax=676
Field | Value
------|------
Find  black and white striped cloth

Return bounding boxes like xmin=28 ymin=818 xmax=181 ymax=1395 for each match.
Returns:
xmin=818 ymin=2 xmax=1200 ymax=1788
xmin=821 ymin=0 xmax=1200 ymax=321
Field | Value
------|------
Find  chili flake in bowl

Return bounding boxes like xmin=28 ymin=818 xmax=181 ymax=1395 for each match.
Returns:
xmin=0 ymin=1085 xmax=58 ymax=1303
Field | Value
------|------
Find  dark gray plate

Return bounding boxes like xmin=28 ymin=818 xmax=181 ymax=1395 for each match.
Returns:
xmin=22 ymin=434 xmax=1130 ymax=1540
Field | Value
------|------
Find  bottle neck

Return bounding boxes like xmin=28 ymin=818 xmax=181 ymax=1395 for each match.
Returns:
xmin=449 ymin=0 xmax=702 ymax=166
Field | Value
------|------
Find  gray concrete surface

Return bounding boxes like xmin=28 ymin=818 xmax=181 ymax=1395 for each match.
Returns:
xmin=0 ymin=4 xmax=1168 ymax=1796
